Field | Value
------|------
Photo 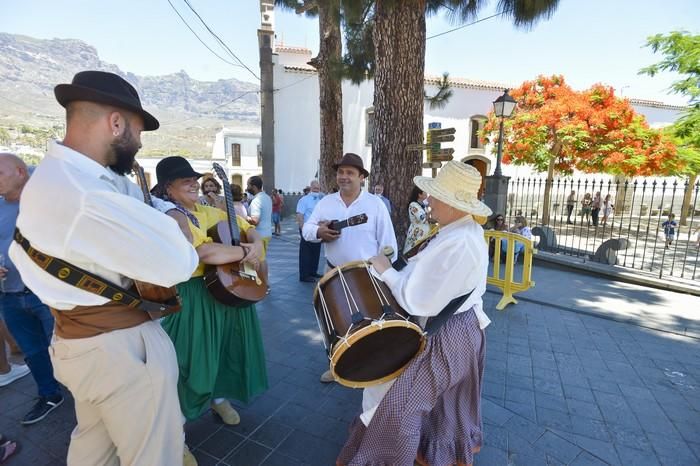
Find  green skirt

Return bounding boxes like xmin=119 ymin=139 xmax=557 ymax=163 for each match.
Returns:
xmin=161 ymin=277 xmax=268 ymax=420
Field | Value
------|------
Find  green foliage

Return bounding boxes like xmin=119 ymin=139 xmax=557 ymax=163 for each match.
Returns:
xmin=640 ymin=31 xmax=700 ymax=104
xmin=424 ymin=73 xmax=453 ymax=109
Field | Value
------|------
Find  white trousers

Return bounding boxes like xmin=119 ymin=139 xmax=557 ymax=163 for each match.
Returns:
xmin=50 ymin=321 xmax=183 ymax=466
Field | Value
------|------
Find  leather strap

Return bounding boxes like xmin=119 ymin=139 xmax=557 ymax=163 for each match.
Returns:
xmin=424 ymin=290 xmax=473 ymax=334
xmin=14 ymin=228 xmax=173 ymax=314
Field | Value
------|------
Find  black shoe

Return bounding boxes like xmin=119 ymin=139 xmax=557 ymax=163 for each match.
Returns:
xmin=21 ymin=394 xmax=64 ymax=425
xmin=300 ymin=276 xmax=316 ymax=283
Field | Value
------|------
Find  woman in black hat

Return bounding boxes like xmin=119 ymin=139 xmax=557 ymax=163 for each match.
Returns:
xmin=151 ymin=156 xmax=268 ymax=430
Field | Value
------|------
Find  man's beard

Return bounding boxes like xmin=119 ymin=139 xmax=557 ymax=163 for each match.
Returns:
xmin=108 ymin=125 xmax=140 ymax=176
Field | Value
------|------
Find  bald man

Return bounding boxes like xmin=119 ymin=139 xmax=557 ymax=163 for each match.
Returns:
xmin=8 ymin=71 xmax=200 ymax=466
xmin=0 ymin=153 xmax=64 ymax=425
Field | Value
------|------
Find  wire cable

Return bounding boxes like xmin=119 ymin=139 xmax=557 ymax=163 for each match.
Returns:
xmin=427 ymin=8 xmax=512 ymax=40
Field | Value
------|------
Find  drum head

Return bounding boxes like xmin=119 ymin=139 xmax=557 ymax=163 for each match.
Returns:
xmin=331 ymin=320 xmax=425 ymax=388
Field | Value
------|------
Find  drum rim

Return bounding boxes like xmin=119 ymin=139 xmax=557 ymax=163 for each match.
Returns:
xmin=328 ymin=319 xmax=426 ymax=389
xmin=312 ymin=260 xmax=369 ymax=304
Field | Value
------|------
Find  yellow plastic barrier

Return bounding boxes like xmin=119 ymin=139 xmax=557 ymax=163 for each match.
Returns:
xmin=483 ymin=230 xmax=537 ymax=310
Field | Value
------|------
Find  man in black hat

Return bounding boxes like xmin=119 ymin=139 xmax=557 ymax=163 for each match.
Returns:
xmin=301 ymin=153 xmax=397 ymax=382
xmin=9 ymin=71 xmax=199 ymax=466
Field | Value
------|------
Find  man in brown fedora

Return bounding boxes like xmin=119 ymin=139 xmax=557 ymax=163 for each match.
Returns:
xmin=302 ymin=153 xmax=397 ymax=383
xmin=9 ymin=71 xmax=199 ymax=466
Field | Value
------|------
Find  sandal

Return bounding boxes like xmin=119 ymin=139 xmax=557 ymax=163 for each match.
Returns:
xmin=0 ymin=439 xmax=19 ymax=464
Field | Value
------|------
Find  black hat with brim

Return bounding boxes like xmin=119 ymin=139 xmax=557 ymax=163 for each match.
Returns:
xmin=152 ymin=156 xmax=203 ymax=192
xmin=332 ymin=152 xmax=369 ymax=177
xmin=54 ymin=70 xmax=160 ymax=131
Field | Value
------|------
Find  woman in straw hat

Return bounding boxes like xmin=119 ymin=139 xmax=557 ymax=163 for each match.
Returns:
xmin=336 ymin=161 xmax=492 ymax=466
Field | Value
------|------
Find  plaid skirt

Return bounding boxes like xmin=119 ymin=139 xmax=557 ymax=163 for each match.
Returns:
xmin=337 ymin=309 xmax=485 ymax=466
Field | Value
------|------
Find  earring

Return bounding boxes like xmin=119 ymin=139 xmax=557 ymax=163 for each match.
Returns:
xmin=113 ymin=131 xmax=119 ymax=137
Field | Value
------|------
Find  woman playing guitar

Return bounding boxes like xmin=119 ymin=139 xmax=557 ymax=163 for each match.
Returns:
xmin=149 ymin=156 xmax=269 ymax=441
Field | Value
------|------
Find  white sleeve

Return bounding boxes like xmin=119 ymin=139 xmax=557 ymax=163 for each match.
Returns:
xmin=250 ymin=196 xmax=262 ymax=219
xmin=64 ymin=191 xmax=199 ymax=287
xmin=151 ymin=197 xmax=177 ymax=213
xmin=380 ymin=237 xmax=480 ymax=317
xmin=375 ymin=201 xmax=398 ymax=260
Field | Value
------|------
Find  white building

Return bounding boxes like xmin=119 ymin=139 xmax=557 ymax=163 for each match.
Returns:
xmin=134 ymin=128 xmax=262 ymax=191
xmin=272 ymin=45 xmax=687 ymax=192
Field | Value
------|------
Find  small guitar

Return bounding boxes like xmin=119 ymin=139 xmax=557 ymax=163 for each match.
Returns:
xmin=329 ymin=213 xmax=368 ymax=231
xmin=132 ymin=161 xmax=182 ymax=315
xmin=204 ymin=163 xmax=269 ymax=306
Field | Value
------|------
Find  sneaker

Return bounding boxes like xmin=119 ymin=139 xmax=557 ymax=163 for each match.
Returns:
xmin=320 ymin=369 xmax=335 ymax=383
xmin=183 ymin=444 xmax=198 ymax=466
xmin=0 ymin=364 xmax=30 ymax=387
xmin=21 ymin=394 xmax=64 ymax=425
xmin=211 ymin=399 xmax=240 ymax=425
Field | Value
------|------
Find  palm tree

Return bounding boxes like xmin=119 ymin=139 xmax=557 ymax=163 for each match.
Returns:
xmin=276 ymin=0 xmax=344 ymax=193
xmin=343 ymin=0 xmax=560 ymax=241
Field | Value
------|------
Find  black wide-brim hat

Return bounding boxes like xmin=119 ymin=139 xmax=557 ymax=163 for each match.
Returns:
xmin=332 ymin=152 xmax=369 ymax=177
xmin=152 ymin=156 xmax=203 ymax=192
xmin=54 ymin=70 xmax=160 ymax=131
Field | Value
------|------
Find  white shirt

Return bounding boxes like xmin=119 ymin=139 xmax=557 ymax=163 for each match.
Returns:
xmin=360 ymin=215 xmax=491 ymax=426
xmin=302 ymin=191 xmax=397 ymax=264
xmin=250 ymin=191 xmax=273 ymax=238
xmin=9 ymin=140 xmax=199 ymax=310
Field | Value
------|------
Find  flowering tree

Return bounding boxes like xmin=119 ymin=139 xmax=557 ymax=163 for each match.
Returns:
xmin=483 ymin=75 xmax=680 ymax=224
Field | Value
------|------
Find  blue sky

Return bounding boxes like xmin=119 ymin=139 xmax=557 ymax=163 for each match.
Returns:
xmin=2 ymin=0 xmax=698 ymax=105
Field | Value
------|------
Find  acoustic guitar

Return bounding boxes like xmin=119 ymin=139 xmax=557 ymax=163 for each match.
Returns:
xmin=203 ymin=163 xmax=269 ymax=306
xmin=329 ymin=213 xmax=368 ymax=231
xmin=132 ymin=161 xmax=182 ymax=314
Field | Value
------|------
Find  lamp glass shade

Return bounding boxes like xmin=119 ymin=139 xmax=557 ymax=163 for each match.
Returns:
xmin=493 ymin=91 xmax=517 ymax=118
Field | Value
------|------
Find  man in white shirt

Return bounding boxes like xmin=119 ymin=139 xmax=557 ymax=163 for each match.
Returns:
xmin=302 ymin=153 xmax=397 ymax=382
xmin=9 ymin=71 xmax=199 ymax=466
xmin=246 ymin=175 xmax=273 ymax=251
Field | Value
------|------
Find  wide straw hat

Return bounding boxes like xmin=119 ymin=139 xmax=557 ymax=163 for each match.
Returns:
xmin=414 ymin=161 xmax=492 ymax=217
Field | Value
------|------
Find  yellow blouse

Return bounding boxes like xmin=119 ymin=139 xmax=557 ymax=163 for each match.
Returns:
xmin=188 ymin=204 xmax=257 ymax=277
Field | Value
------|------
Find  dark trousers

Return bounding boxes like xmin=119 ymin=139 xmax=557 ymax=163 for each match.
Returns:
xmin=2 ymin=290 xmax=61 ymax=397
xmin=592 ymin=208 xmax=600 ymax=226
xmin=299 ymin=230 xmax=322 ymax=279
xmin=566 ymin=204 xmax=574 ymax=222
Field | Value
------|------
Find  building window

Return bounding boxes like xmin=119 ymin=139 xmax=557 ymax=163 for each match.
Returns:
xmin=231 ymin=143 xmax=241 ymax=166
xmin=257 ymin=144 xmax=262 ymax=167
xmin=366 ymin=108 xmax=375 ymax=146
xmin=470 ymin=118 xmax=486 ymax=149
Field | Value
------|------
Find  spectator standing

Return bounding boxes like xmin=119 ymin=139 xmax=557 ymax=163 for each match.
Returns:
xmin=373 ymin=183 xmax=392 ymax=214
xmin=246 ymin=176 xmax=273 ymax=251
xmin=231 ymin=184 xmax=248 ymax=218
xmin=403 ymin=186 xmax=430 ymax=253
xmin=581 ymin=193 xmax=592 ymax=226
xmin=296 ymin=180 xmax=324 ymax=282
xmin=0 ymin=154 xmax=64 ymax=424
xmin=662 ymin=213 xmax=678 ymax=249
xmin=591 ymin=192 xmax=602 ymax=226
xmin=502 ymin=215 xmax=533 ymax=263
xmin=602 ymin=194 xmax=614 ymax=226
xmin=198 ymin=175 xmax=225 ymax=209
xmin=271 ymin=189 xmax=284 ymax=236
xmin=566 ymin=190 xmax=576 ymax=224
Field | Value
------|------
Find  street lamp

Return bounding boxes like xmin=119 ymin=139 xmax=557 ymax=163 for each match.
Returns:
xmin=492 ymin=89 xmax=517 ymax=177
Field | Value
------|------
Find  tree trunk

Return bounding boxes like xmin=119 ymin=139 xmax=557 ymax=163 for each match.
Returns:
xmin=371 ymin=0 xmax=426 ymax=245
xmin=540 ymin=142 xmax=562 ymax=225
xmin=311 ymin=0 xmax=343 ymax=193
xmin=680 ymin=172 xmax=698 ymax=226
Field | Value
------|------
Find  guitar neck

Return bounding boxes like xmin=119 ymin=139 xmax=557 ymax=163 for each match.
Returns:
xmin=133 ymin=163 xmax=153 ymax=207
xmin=212 ymin=163 xmax=241 ymax=246
xmin=330 ymin=219 xmax=350 ymax=231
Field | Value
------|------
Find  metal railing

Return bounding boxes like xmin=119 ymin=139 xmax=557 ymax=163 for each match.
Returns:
xmin=503 ymin=177 xmax=700 ymax=280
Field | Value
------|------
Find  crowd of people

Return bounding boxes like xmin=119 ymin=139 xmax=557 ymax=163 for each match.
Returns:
xmin=1 ymin=70 xmax=497 ymax=466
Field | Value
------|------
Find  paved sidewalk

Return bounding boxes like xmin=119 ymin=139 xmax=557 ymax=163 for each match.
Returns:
xmin=0 ymin=219 xmax=698 ymax=465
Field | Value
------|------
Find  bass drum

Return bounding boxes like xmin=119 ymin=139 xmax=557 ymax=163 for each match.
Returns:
xmin=313 ymin=261 xmax=425 ymax=388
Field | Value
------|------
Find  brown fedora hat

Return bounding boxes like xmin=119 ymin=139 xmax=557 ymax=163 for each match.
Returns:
xmin=332 ymin=153 xmax=369 ymax=177
xmin=54 ymin=71 xmax=159 ymax=131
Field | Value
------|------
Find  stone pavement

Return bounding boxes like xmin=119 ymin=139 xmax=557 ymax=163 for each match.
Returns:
xmin=0 ymin=218 xmax=698 ymax=465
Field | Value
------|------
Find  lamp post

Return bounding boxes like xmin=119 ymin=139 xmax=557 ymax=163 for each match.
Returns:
xmin=492 ymin=89 xmax=517 ymax=177
xmin=483 ymin=89 xmax=517 ymax=218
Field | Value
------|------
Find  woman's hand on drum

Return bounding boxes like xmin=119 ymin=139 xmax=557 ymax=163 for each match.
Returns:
xmin=369 ymin=255 xmax=391 ymax=274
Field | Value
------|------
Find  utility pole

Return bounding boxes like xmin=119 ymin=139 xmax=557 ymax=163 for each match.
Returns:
xmin=258 ymin=1 xmax=275 ymax=192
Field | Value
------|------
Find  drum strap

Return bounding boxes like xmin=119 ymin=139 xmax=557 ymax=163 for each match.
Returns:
xmin=425 ymin=290 xmax=473 ymax=334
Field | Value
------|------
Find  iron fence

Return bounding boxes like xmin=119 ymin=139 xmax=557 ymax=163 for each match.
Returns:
xmin=504 ymin=177 xmax=700 ymax=280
